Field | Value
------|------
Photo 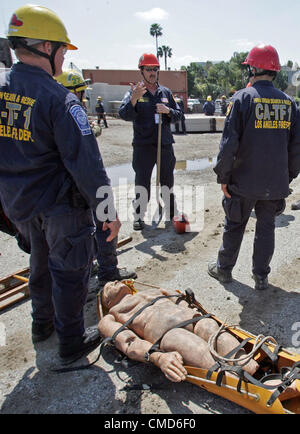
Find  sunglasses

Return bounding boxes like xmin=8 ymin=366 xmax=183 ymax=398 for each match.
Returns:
xmin=144 ymin=67 xmax=159 ymax=72
xmin=61 ymin=44 xmax=68 ymax=55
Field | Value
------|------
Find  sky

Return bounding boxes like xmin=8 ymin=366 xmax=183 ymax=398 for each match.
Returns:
xmin=1 ymin=0 xmax=300 ymax=71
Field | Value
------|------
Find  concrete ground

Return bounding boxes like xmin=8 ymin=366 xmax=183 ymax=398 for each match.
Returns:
xmin=0 ymin=118 xmax=299 ymax=414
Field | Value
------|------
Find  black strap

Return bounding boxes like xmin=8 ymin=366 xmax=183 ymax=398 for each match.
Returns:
xmin=53 ymin=294 xmax=180 ymax=374
xmin=148 ymin=314 xmax=212 ymax=355
xmin=206 ymin=338 xmax=252 ymax=381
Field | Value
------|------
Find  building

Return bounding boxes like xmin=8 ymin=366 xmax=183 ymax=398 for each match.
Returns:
xmin=82 ymin=69 xmax=188 ymax=115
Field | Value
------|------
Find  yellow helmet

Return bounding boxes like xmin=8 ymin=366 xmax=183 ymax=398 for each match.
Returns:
xmin=7 ymin=4 xmax=77 ymax=50
xmin=207 ymin=95 xmax=212 ymax=102
xmin=56 ymin=70 xmax=91 ymax=92
xmin=97 ymin=96 xmax=102 ymax=101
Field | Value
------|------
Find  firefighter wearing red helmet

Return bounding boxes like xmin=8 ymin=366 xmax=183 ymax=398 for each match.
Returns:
xmin=119 ymin=53 xmax=182 ymax=230
xmin=208 ymin=44 xmax=300 ymax=291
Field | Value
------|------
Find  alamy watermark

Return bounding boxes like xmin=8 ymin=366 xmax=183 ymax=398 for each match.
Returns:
xmin=0 ymin=322 xmax=6 ymax=347
xmin=291 ymin=322 xmax=300 ymax=348
xmin=95 ymin=181 xmax=205 ymax=232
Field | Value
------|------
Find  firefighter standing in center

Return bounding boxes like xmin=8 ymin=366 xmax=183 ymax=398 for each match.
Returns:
xmin=208 ymin=44 xmax=300 ymax=290
xmin=0 ymin=5 xmax=121 ymax=364
xmin=118 ymin=53 xmax=182 ymax=230
xmin=56 ymin=70 xmax=137 ymax=286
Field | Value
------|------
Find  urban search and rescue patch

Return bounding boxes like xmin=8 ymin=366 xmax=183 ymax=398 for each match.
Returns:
xmin=69 ymin=104 xmax=91 ymax=136
xmin=226 ymin=102 xmax=233 ymax=117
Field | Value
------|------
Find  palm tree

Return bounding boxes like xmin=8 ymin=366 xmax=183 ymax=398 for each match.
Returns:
xmin=150 ymin=23 xmax=163 ymax=58
xmin=158 ymin=46 xmax=173 ymax=70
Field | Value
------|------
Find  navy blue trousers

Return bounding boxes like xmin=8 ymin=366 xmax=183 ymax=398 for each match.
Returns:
xmin=132 ymin=144 xmax=176 ymax=219
xmin=16 ymin=205 xmax=97 ymax=344
xmin=217 ymin=196 xmax=282 ymax=278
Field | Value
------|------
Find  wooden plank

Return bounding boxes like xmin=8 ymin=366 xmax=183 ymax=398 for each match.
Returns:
xmin=0 ymin=283 xmax=29 ymax=303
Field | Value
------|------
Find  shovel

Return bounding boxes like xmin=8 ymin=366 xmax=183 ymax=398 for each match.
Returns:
xmin=152 ymin=113 xmax=164 ymax=225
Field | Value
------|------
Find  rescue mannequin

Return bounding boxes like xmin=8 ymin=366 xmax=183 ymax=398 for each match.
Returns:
xmin=99 ymin=281 xmax=259 ymax=381
xmin=98 ymin=281 xmax=299 ymax=397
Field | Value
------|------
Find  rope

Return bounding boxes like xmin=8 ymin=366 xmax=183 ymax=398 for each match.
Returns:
xmin=208 ymin=320 xmax=279 ymax=368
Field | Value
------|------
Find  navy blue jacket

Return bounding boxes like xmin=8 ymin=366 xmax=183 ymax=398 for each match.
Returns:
xmin=203 ymin=101 xmax=215 ymax=116
xmin=0 ymin=63 xmax=113 ymax=223
xmin=95 ymin=101 xmax=105 ymax=114
xmin=118 ymin=84 xmax=181 ymax=146
xmin=214 ymin=81 xmax=300 ymax=200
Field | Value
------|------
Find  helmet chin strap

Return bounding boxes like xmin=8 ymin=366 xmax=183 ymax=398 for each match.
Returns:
xmin=248 ymin=65 xmax=277 ymax=81
xmin=8 ymin=37 xmax=61 ymax=76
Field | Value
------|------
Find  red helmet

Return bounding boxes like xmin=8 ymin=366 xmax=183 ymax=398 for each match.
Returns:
xmin=243 ymin=44 xmax=281 ymax=71
xmin=172 ymin=214 xmax=190 ymax=234
xmin=138 ymin=53 xmax=160 ymax=68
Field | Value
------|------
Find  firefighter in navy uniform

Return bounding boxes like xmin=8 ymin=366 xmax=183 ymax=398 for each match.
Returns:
xmin=95 ymin=96 xmax=108 ymax=128
xmin=174 ymin=95 xmax=186 ymax=134
xmin=56 ymin=70 xmax=137 ymax=286
xmin=0 ymin=5 xmax=121 ymax=364
xmin=208 ymin=44 xmax=300 ymax=290
xmin=119 ymin=53 xmax=182 ymax=230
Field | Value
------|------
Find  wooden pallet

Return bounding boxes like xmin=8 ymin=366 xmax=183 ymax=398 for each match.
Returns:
xmin=0 ymin=268 xmax=30 ymax=312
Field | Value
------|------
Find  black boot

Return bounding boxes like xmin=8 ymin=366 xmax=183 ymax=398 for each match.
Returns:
xmin=59 ymin=326 xmax=102 ymax=365
xmin=252 ymin=274 xmax=269 ymax=291
xmin=32 ymin=321 xmax=54 ymax=343
xmin=133 ymin=219 xmax=145 ymax=231
xmin=97 ymin=268 xmax=137 ymax=287
xmin=208 ymin=262 xmax=233 ymax=284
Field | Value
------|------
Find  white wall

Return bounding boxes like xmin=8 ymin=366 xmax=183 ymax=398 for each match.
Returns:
xmin=85 ymin=83 xmax=130 ymax=115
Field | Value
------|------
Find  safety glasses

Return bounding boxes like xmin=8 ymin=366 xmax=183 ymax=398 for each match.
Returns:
xmin=62 ymin=44 xmax=68 ymax=55
xmin=144 ymin=67 xmax=159 ymax=72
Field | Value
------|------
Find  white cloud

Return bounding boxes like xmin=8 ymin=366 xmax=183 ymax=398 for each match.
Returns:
xmin=135 ymin=7 xmax=169 ymax=21
xmin=129 ymin=43 xmax=155 ymax=50
xmin=232 ymin=39 xmax=255 ymax=50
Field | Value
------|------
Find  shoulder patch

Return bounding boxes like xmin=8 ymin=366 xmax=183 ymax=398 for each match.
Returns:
xmin=226 ymin=101 xmax=233 ymax=117
xmin=69 ymin=104 xmax=91 ymax=136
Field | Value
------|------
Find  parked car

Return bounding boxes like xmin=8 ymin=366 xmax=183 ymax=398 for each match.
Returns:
xmin=187 ymin=98 xmax=201 ymax=113
xmin=214 ymin=99 xmax=222 ymax=115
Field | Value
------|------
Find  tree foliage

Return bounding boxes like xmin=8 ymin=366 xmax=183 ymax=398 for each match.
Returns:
xmin=158 ymin=45 xmax=173 ymax=70
xmin=150 ymin=23 xmax=163 ymax=58
xmin=181 ymin=51 xmax=289 ymax=98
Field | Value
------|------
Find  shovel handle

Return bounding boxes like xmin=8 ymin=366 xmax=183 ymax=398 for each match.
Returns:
xmin=156 ymin=113 xmax=162 ymax=187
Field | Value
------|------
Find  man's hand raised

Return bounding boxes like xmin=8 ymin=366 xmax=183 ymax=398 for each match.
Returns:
xmin=130 ymin=81 xmax=147 ymax=107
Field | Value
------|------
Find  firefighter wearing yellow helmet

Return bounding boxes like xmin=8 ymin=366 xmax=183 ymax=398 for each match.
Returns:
xmin=7 ymin=4 xmax=77 ymax=76
xmin=56 ymin=69 xmax=92 ymax=106
xmin=0 ymin=4 xmax=122 ymax=362
xmin=56 ymin=70 xmax=91 ymax=93
xmin=56 ymin=70 xmax=102 ymax=137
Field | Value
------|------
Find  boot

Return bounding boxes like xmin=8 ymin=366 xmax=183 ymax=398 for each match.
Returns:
xmin=291 ymin=200 xmax=300 ymax=210
xmin=32 ymin=321 xmax=54 ymax=343
xmin=59 ymin=326 xmax=102 ymax=365
xmin=252 ymin=274 xmax=269 ymax=291
xmin=133 ymin=219 xmax=145 ymax=231
xmin=97 ymin=267 xmax=137 ymax=287
xmin=208 ymin=262 xmax=233 ymax=284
